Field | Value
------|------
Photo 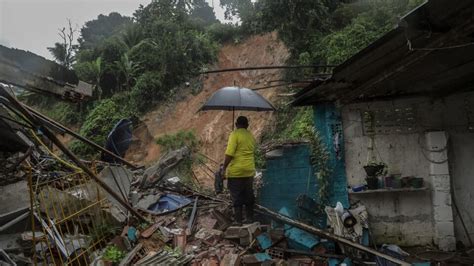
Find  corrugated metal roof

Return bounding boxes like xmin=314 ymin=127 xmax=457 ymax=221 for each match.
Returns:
xmin=293 ymin=0 xmax=474 ymax=106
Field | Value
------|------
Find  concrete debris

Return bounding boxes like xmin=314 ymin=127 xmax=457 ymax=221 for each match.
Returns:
xmin=0 ymin=96 xmax=455 ymax=266
xmin=0 ymin=152 xmax=28 ymax=186
xmin=0 ymin=182 xmax=29 ymax=215
xmin=141 ymin=146 xmax=190 ymax=188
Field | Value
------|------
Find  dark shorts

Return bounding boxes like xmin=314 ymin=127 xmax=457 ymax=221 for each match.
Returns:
xmin=227 ymin=177 xmax=254 ymax=207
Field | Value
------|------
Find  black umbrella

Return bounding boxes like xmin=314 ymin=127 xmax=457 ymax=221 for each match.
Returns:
xmin=199 ymin=86 xmax=276 ymax=129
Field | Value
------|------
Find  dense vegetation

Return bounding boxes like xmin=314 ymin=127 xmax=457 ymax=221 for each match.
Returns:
xmin=38 ymin=1 xmax=223 ymax=158
xmin=218 ymin=0 xmax=424 ymax=140
xmin=32 ymin=0 xmax=424 ymax=159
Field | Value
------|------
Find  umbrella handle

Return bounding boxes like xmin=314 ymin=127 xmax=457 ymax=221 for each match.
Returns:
xmin=232 ymin=107 xmax=234 ymax=131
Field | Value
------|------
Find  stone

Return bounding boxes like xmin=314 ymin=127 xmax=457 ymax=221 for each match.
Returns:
xmin=195 ymin=228 xmax=223 ymax=240
xmin=0 ymin=181 xmax=29 ymax=215
xmin=141 ymin=147 xmax=190 ymax=187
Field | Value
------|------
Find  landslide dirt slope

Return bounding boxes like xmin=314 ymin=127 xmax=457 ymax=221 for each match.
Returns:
xmin=126 ymin=32 xmax=288 ymax=186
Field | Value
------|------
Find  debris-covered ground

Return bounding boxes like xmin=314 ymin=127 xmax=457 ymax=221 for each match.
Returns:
xmin=2 ymin=83 xmax=474 ymax=266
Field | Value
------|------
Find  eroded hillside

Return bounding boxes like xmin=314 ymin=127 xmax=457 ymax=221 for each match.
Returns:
xmin=125 ymin=32 xmax=288 ymax=186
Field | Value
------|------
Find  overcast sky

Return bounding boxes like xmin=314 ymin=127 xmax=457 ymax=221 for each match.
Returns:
xmin=0 ymin=0 xmax=227 ymax=60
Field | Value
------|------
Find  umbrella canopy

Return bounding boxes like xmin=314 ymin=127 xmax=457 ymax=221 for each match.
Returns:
xmin=199 ymin=86 xmax=276 ymax=112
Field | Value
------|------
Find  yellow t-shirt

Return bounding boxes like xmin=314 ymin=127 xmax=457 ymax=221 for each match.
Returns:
xmin=225 ymin=128 xmax=256 ymax=178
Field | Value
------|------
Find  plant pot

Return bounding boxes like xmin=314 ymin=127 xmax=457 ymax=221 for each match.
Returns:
xmin=401 ymin=176 xmax=413 ymax=188
xmin=363 ymin=164 xmax=385 ymax=177
xmin=384 ymin=176 xmax=393 ymax=188
xmin=366 ymin=177 xmax=378 ymax=190
xmin=391 ymin=176 xmax=401 ymax=188
xmin=411 ymin=177 xmax=424 ymax=188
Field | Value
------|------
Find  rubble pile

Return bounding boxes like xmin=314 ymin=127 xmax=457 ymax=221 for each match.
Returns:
xmin=0 ymin=88 xmax=467 ymax=265
xmin=0 ymin=152 xmax=28 ymax=186
xmin=0 ymin=144 xmax=435 ymax=266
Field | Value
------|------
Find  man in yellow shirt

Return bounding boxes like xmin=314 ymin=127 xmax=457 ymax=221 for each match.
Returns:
xmin=223 ymin=116 xmax=256 ymax=225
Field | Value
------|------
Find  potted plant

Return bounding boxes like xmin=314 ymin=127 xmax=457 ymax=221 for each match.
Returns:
xmin=363 ymin=162 xmax=386 ymax=177
xmin=364 ymin=162 xmax=386 ymax=190
xmin=362 ymin=111 xmax=387 ymax=189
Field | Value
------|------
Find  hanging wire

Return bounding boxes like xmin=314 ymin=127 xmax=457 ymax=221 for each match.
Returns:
xmin=30 ymin=129 xmax=83 ymax=172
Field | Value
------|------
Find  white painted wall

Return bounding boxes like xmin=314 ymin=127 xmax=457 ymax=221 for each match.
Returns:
xmin=341 ymin=91 xmax=474 ymax=247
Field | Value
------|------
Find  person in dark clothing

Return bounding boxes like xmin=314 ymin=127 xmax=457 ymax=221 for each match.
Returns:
xmin=223 ymin=116 xmax=256 ymax=225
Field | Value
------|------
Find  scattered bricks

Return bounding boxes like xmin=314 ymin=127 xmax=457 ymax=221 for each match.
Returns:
xmin=224 ymin=222 xmax=261 ymax=246
xmin=212 ymin=210 xmax=231 ymax=231
xmin=220 ymin=253 xmax=239 ymax=266
xmin=266 ymin=248 xmax=285 ymax=260
xmin=198 ymin=216 xmax=218 ymax=230
xmin=224 ymin=226 xmax=247 ymax=239
xmin=172 ymin=229 xmax=187 ymax=252
xmin=195 ymin=250 xmax=210 ymax=259
xmin=141 ymin=222 xmax=163 ymax=238
xmin=195 ymin=228 xmax=223 ymax=241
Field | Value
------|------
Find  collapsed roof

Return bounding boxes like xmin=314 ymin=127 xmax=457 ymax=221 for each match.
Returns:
xmin=0 ymin=45 xmax=92 ymax=101
xmin=293 ymin=0 xmax=474 ymax=106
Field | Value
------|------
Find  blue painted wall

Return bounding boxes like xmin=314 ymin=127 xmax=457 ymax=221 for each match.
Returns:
xmin=258 ymin=103 xmax=349 ymax=228
xmin=313 ymin=103 xmax=349 ymax=208
xmin=258 ymin=144 xmax=323 ymax=226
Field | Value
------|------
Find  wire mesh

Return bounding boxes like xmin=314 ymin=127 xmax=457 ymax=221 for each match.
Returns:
xmin=28 ymin=164 xmax=120 ymax=265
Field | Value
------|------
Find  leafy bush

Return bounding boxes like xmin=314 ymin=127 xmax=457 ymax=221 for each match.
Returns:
xmin=130 ymin=71 xmax=166 ymax=114
xmin=70 ymin=95 xmax=136 ymax=158
xmin=103 ymin=245 xmax=125 ymax=263
xmin=156 ymin=130 xmax=199 ymax=152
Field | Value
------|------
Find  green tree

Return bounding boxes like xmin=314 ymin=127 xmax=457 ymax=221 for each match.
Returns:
xmin=79 ymin=12 xmax=132 ymax=49
xmin=113 ymin=53 xmax=140 ymax=91
xmin=121 ymin=24 xmax=143 ymax=50
xmin=190 ymin=0 xmax=218 ymax=25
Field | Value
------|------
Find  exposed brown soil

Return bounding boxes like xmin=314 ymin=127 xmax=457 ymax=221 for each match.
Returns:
xmin=125 ymin=32 xmax=288 ymax=186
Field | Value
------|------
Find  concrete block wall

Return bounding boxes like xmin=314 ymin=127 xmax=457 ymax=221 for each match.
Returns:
xmin=341 ymin=91 xmax=474 ymax=248
xmin=342 ymin=102 xmax=435 ymax=246
xmin=426 ymin=131 xmax=456 ymax=251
